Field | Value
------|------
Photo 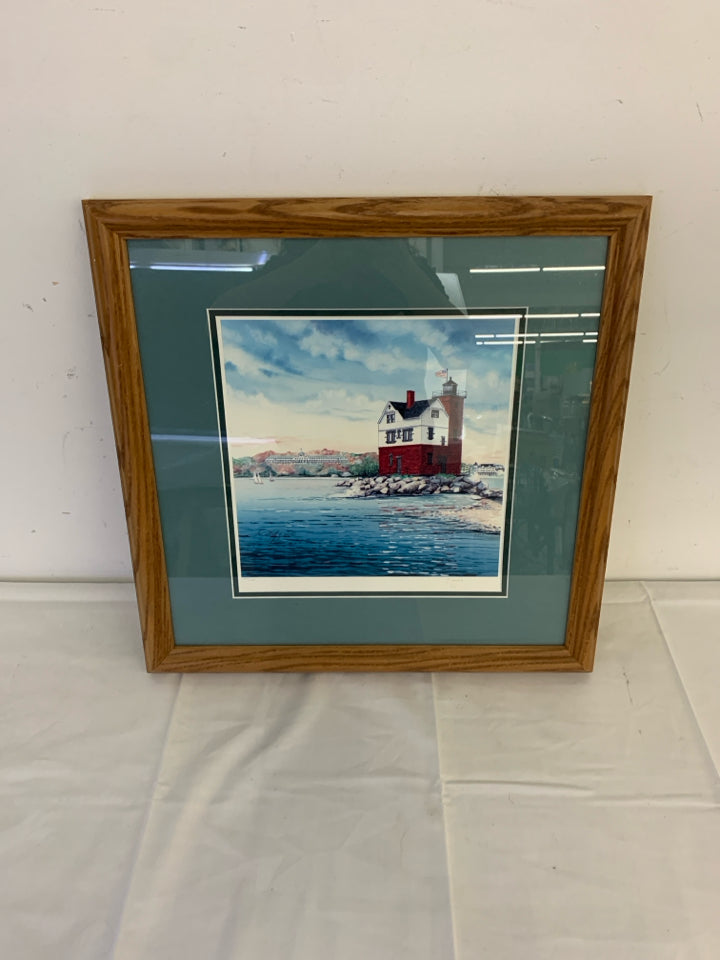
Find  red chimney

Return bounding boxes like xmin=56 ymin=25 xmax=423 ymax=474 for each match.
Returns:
xmin=406 ymin=389 xmax=415 ymax=408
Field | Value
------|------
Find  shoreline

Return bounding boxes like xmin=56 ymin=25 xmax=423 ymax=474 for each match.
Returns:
xmin=447 ymin=499 xmax=503 ymax=535
xmin=336 ymin=473 xmax=504 ymax=535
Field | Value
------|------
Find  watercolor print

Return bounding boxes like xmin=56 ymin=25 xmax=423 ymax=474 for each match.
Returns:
xmin=212 ymin=311 xmax=521 ymax=595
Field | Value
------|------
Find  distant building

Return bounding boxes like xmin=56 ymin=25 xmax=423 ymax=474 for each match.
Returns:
xmin=264 ymin=451 xmax=349 ymax=465
xmin=472 ymin=463 xmax=506 ymax=477
xmin=377 ymin=378 xmax=465 ymax=476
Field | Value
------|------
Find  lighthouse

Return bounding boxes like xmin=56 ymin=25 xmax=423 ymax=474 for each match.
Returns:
xmin=377 ymin=377 xmax=465 ymax=476
xmin=437 ymin=377 xmax=465 ymax=474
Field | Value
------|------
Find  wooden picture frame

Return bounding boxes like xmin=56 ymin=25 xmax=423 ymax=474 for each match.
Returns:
xmin=83 ymin=196 xmax=651 ymax=672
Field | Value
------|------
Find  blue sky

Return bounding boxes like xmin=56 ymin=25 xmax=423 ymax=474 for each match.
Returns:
xmin=217 ymin=313 xmax=518 ymax=462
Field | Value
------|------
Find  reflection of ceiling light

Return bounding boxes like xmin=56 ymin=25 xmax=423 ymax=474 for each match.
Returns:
xmin=138 ymin=264 xmax=255 ymax=272
xmin=469 ymin=267 xmax=541 ymax=274
xmin=528 ymin=313 xmax=579 ymax=319
xmin=129 ymin=249 xmax=269 ymax=271
xmin=542 ymin=265 xmax=605 ymax=272
xmin=477 ymin=332 xmax=599 ymax=346
xmin=581 ymin=312 xmax=600 ymax=317
xmin=468 ymin=266 xmax=605 ymax=274
xmin=539 ymin=332 xmax=584 ymax=338
xmin=536 ymin=331 xmax=598 ymax=338
xmin=468 ymin=313 xmax=525 ymax=320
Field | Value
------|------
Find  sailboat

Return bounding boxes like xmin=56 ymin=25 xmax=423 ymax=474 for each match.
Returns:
xmin=253 ymin=473 xmax=264 ymax=485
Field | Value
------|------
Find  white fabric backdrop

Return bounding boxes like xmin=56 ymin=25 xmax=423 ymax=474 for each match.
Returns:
xmin=1 ymin=581 xmax=719 ymax=959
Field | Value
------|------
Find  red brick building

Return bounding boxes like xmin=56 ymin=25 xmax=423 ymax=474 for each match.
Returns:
xmin=377 ymin=378 xmax=465 ymax=476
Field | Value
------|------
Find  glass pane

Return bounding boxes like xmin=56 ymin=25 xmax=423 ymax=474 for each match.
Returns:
xmin=128 ymin=235 xmax=607 ymax=646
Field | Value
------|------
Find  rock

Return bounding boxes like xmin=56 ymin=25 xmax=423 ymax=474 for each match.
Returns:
xmin=343 ymin=474 xmax=503 ymax=501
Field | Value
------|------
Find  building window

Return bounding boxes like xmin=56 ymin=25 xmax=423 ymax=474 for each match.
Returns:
xmin=441 ymin=436 xmax=446 ymax=445
xmin=389 ymin=454 xmax=394 ymax=467
xmin=426 ymin=452 xmax=433 ymax=466
xmin=385 ymin=430 xmax=396 ymax=444
xmin=386 ymin=412 xmax=395 ymax=423
xmin=402 ymin=428 xmax=414 ymax=442
xmin=427 ymin=427 xmax=434 ymax=440
xmin=431 ymin=409 xmax=440 ymax=419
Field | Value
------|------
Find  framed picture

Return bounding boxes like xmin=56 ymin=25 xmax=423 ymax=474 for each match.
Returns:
xmin=83 ymin=196 xmax=651 ymax=672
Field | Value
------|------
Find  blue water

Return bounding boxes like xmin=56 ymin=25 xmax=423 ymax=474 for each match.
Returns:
xmin=235 ymin=478 xmax=501 ymax=578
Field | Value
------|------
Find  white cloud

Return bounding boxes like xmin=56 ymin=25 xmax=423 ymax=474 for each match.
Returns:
xmin=223 ymin=388 xmax=377 ymax=456
xmin=248 ymin=327 xmax=278 ymax=349
xmin=222 ymin=343 xmax=267 ymax=376
xmin=298 ymin=327 xmax=342 ymax=361
xmin=463 ymin=414 xmax=513 ymax=464
xmin=465 ymin=365 xmax=512 ymax=406
xmin=303 ymin=387 xmax=379 ymax=418
xmin=296 ymin=323 xmax=412 ymax=375
xmin=342 ymin=340 xmax=407 ymax=374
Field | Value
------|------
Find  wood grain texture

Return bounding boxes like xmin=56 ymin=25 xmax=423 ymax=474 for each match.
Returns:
xmin=155 ymin=644 xmax=584 ymax=672
xmin=84 ymin=195 xmax=648 ymax=238
xmin=83 ymin=205 xmax=175 ymax=670
xmin=563 ymin=201 xmax=651 ymax=669
xmin=82 ymin=196 xmax=651 ymax=673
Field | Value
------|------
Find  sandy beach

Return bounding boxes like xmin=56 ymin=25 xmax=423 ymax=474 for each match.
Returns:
xmin=356 ymin=492 xmax=504 ymax=535
xmin=449 ymin=497 xmax=503 ymax=534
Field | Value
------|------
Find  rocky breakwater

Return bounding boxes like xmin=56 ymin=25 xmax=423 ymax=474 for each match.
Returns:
xmin=335 ymin=474 xmax=504 ymax=534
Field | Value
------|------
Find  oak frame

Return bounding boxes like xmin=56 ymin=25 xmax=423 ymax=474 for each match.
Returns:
xmin=83 ymin=196 xmax=651 ymax=672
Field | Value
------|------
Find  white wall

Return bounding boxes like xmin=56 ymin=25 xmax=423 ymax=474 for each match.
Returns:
xmin=2 ymin=0 xmax=718 ymax=580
